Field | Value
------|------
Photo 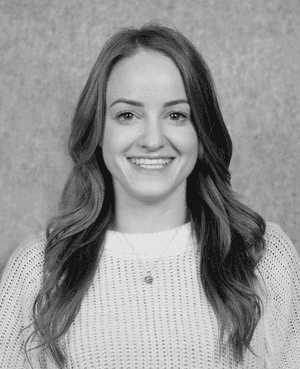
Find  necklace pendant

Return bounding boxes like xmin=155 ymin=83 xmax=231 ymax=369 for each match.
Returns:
xmin=144 ymin=274 xmax=153 ymax=284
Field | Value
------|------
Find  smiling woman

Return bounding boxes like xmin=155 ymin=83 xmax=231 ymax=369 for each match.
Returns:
xmin=0 ymin=22 xmax=300 ymax=369
xmin=103 ymin=49 xmax=198 ymax=234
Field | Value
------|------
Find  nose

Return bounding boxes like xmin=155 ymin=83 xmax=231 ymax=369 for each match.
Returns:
xmin=138 ymin=117 xmax=167 ymax=150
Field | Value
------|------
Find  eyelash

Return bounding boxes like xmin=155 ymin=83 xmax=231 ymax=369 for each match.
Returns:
xmin=115 ymin=111 xmax=188 ymax=122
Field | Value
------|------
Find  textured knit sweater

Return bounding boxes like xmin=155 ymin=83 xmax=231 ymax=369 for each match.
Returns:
xmin=1 ymin=221 xmax=300 ymax=368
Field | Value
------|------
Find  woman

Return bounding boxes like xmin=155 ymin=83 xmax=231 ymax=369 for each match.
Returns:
xmin=1 ymin=22 xmax=299 ymax=368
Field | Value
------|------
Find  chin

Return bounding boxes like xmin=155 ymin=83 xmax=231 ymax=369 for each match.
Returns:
xmin=130 ymin=190 xmax=171 ymax=202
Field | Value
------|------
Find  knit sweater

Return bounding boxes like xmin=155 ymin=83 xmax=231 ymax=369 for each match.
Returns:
xmin=0 ymin=222 xmax=300 ymax=368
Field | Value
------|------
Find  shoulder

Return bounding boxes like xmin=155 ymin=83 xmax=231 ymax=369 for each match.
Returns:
xmin=0 ymin=230 xmax=46 ymax=291
xmin=0 ymin=231 xmax=47 ymax=364
xmin=261 ymin=221 xmax=299 ymax=272
xmin=257 ymin=223 xmax=300 ymax=364
xmin=258 ymin=221 xmax=300 ymax=300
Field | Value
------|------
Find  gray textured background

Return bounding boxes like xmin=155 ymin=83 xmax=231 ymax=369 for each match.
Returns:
xmin=1 ymin=0 xmax=299 ymax=277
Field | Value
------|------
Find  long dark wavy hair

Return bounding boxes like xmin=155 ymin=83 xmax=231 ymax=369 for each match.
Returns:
xmin=24 ymin=21 xmax=266 ymax=368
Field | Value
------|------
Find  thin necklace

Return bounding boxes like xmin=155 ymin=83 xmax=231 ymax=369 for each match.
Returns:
xmin=121 ymin=224 xmax=183 ymax=284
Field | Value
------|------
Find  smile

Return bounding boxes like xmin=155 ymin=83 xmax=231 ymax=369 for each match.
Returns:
xmin=127 ymin=157 xmax=175 ymax=170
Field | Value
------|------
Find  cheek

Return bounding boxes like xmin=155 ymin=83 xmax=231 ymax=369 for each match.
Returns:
xmin=103 ymin=122 xmax=132 ymax=152
xmin=102 ymin=129 xmax=129 ymax=173
xmin=102 ymin=124 xmax=119 ymax=154
xmin=185 ymin=135 xmax=200 ymax=172
xmin=102 ymin=129 xmax=116 ymax=170
xmin=181 ymin=130 xmax=199 ymax=158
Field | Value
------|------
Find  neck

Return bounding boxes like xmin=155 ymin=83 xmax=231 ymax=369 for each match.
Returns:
xmin=112 ymin=191 xmax=189 ymax=234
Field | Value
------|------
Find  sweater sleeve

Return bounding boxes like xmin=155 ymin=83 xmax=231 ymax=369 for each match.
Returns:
xmin=258 ymin=222 xmax=300 ymax=369
xmin=0 ymin=233 xmax=48 ymax=369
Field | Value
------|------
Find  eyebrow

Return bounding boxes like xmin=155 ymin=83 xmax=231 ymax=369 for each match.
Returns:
xmin=109 ymin=98 xmax=189 ymax=108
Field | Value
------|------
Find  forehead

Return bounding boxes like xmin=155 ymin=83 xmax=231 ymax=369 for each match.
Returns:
xmin=106 ymin=50 xmax=187 ymax=101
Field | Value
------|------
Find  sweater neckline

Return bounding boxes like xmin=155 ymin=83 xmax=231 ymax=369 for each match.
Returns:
xmin=104 ymin=222 xmax=195 ymax=259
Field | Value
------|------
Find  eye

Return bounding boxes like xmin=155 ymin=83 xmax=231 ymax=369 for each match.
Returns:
xmin=115 ymin=111 xmax=136 ymax=122
xmin=169 ymin=112 xmax=188 ymax=121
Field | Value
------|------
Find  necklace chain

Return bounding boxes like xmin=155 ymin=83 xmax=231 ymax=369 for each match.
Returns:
xmin=121 ymin=225 xmax=183 ymax=284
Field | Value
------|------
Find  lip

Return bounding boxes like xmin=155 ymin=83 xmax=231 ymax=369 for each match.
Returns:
xmin=127 ymin=157 xmax=175 ymax=171
xmin=127 ymin=156 xmax=175 ymax=159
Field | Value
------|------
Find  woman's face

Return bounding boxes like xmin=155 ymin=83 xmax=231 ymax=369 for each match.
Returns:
xmin=102 ymin=49 xmax=199 ymax=204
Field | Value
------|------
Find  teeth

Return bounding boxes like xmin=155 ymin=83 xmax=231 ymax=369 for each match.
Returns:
xmin=129 ymin=158 xmax=173 ymax=165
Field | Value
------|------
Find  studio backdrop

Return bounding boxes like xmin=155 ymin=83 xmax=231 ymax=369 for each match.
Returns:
xmin=1 ymin=0 xmax=299 ymax=277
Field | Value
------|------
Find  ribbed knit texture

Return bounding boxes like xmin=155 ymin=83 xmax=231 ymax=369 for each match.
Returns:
xmin=1 ymin=221 xmax=300 ymax=368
